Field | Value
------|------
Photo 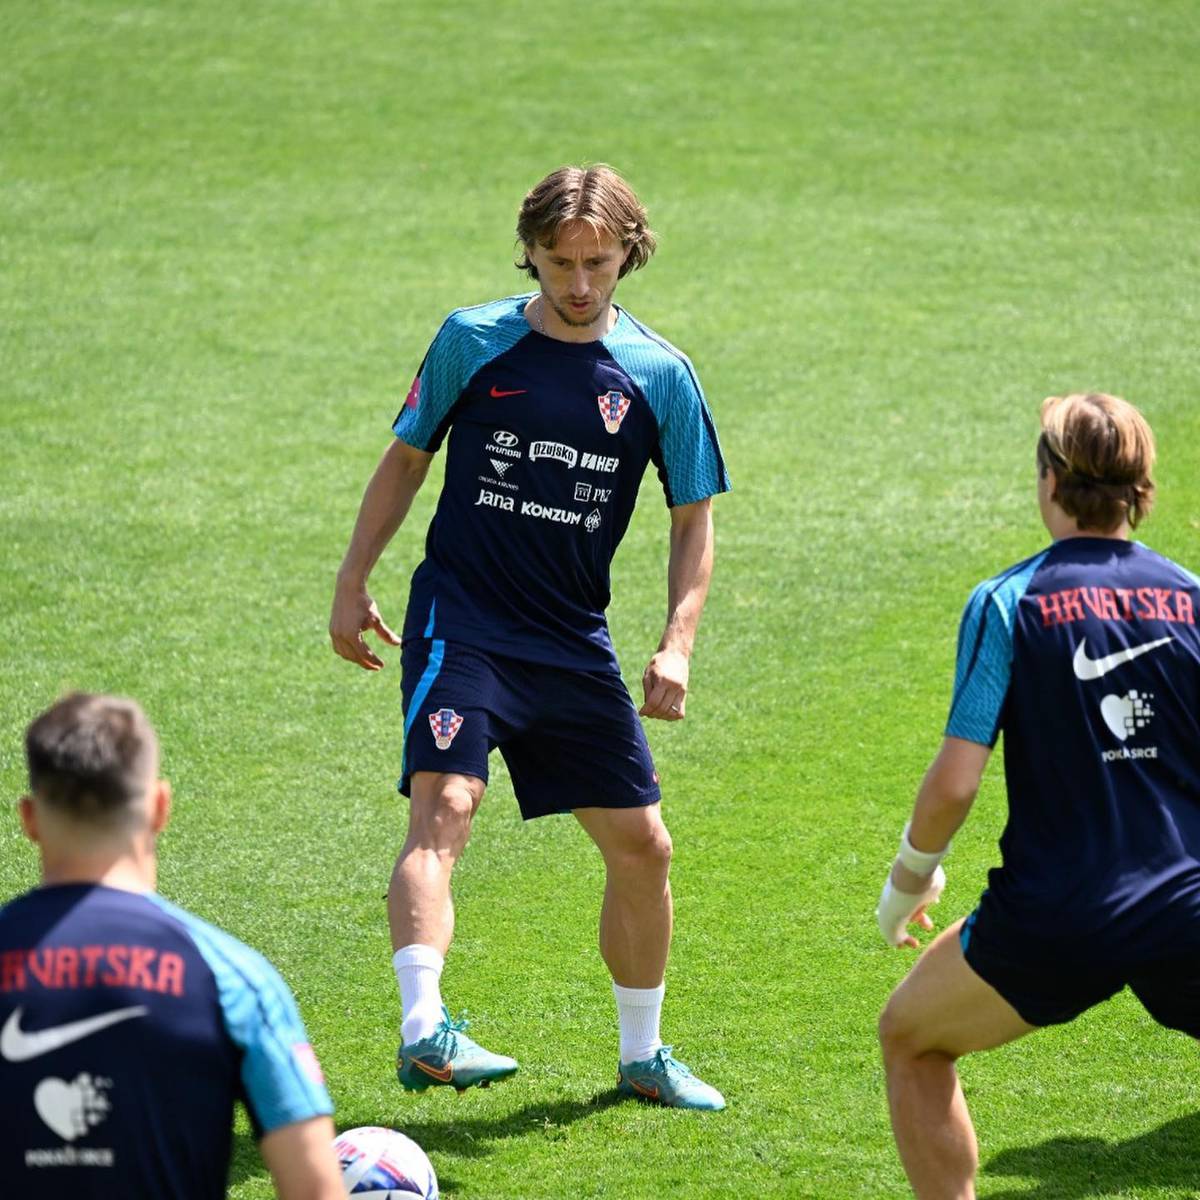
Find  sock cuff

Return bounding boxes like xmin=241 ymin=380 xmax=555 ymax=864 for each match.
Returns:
xmin=612 ymin=981 xmax=665 ymax=1006
xmin=393 ymin=943 xmax=445 ymax=973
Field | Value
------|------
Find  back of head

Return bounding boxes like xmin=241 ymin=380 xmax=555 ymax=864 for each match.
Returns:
xmin=25 ymin=693 xmax=158 ymax=829
xmin=516 ymin=164 xmax=656 ymax=279
xmin=1037 ymin=393 xmax=1156 ymax=532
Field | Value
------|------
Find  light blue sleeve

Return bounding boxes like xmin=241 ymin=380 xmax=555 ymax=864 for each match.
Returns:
xmin=605 ymin=319 xmax=730 ymax=507
xmin=147 ymin=896 xmax=333 ymax=1136
xmin=392 ymin=313 xmax=475 ymax=452
xmin=392 ymin=300 xmax=533 ymax=453
xmin=944 ymin=552 xmax=1049 ymax=746
xmin=654 ymin=356 xmax=730 ymax=506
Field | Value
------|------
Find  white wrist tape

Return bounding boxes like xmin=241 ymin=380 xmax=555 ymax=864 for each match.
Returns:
xmin=876 ymin=866 xmax=946 ymax=946
xmin=897 ymin=823 xmax=949 ymax=875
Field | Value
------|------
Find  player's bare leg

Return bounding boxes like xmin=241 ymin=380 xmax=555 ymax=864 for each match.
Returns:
xmin=575 ymin=803 xmax=724 ymax=1110
xmin=879 ymin=919 xmax=1036 ymax=1198
xmin=391 ymin=771 xmax=516 ymax=1091
xmin=575 ymin=804 xmax=673 ymax=986
xmin=388 ymin=771 xmax=484 ymax=954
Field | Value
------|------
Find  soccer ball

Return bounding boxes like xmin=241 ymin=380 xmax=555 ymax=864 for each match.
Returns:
xmin=333 ymin=1126 xmax=439 ymax=1199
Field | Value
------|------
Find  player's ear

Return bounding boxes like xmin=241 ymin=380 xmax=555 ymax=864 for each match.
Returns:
xmin=18 ymin=795 xmax=38 ymax=844
xmin=150 ymin=779 xmax=171 ymax=835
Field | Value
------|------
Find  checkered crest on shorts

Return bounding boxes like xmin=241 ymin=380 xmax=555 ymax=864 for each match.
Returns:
xmin=428 ymin=708 xmax=464 ymax=750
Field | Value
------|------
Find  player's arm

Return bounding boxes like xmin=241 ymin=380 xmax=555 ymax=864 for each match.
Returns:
xmin=640 ymin=497 xmax=714 ymax=721
xmin=260 ymin=1115 xmax=345 ymax=1200
xmin=877 ymin=737 xmax=991 ymax=948
xmin=330 ymin=438 xmax=433 ymax=671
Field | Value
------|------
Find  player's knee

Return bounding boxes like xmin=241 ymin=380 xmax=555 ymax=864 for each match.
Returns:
xmin=410 ymin=779 xmax=477 ymax=851
xmin=615 ymin=819 xmax=673 ymax=873
xmin=877 ymin=995 xmax=917 ymax=1065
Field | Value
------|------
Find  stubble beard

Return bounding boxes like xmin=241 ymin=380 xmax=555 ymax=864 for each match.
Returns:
xmin=546 ymin=283 xmax=617 ymax=331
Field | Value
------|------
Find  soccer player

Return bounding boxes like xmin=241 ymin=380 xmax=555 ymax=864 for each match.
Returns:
xmin=329 ymin=165 xmax=730 ymax=1110
xmin=0 ymin=693 xmax=345 ymax=1199
xmin=875 ymin=393 xmax=1200 ymax=1198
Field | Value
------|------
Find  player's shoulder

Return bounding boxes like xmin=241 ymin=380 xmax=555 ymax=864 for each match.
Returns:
xmin=1129 ymin=540 xmax=1200 ymax=589
xmin=606 ymin=308 xmax=704 ymax=404
xmin=143 ymin=893 xmax=290 ymax=998
xmin=966 ymin=547 xmax=1054 ymax=625
xmin=438 ymin=294 xmax=533 ymax=345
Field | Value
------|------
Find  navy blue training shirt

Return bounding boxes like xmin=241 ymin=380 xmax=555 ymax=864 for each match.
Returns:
xmin=392 ymin=294 xmax=731 ymax=671
xmin=0 ymin=884 xmax=333 ymax=1199
xmin=947 ymin=538 xmax=1200 ymax=954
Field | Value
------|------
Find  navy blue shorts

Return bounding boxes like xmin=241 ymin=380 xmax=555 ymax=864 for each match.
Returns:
xmin=398 ymin=638 xmax=661 ymax=820
xmin=961 ymin=899 xmax=1200 ymax=1036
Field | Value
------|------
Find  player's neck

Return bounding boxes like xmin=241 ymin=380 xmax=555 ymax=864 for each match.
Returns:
xmin=527 ymin=294 xmax=619 ymax=344
xmin=40 ymin=850 xmax=157 ymax=894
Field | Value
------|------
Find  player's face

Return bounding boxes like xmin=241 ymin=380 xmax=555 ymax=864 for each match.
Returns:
xmin=527 ymin=220 xmax=629 ymax=332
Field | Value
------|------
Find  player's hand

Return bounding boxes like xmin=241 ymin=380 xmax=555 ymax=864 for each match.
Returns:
xmin=876 ymin=864 xmax=946 ymax=948
xmin=640 ymin=649 xmax=689 ymax=721
xmin=329 ymin=584 xmax=401 ymax=671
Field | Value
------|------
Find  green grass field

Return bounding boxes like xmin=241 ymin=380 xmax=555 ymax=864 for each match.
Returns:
xmin=3 ymin=1 xmax=1199 ymax=1196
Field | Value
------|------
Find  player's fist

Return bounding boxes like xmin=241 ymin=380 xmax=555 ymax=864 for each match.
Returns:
xmin=876 ymin=865 xmax=946 ymax=948
xmin=639 ymin=649 xmax=689 ymax=720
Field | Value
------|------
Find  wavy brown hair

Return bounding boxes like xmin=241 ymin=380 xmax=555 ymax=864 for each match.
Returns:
xmin=516 ymin=165 xmax=656 ymax=280
xmin=1036 ymin=393 xmax=1156 ymax=532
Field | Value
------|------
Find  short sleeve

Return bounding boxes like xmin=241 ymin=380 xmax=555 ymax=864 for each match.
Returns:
xmin=153 ymin=901 xmax=334 ymax=1136
xmin=656 ymin=360 xmax=730 ymax=507
xmin=944 ymin=582 xmax=1014 ymax=746
xmin=392 ymin=314 xmax=474 ymax=453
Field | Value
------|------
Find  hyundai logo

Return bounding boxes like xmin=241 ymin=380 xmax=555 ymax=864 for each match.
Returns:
xmin=492 ymin=431 xmax=519 ymax=447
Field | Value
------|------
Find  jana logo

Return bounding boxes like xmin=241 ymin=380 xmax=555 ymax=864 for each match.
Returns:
xmin=1100 ymin=689 xmax=1154 ymax=742
xmin=429 ymin=709 xmax=464 ymax=750
xmin=34 ymin=1073 xmax=112 ymax=1142
xmin=491 ymin=430 xmax=519 ymax=448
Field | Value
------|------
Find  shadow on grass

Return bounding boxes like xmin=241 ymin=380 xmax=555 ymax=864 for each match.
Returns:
xmin=340 ymin=1088 xmax=625 ymax=1161
xmin=228 ymin=1128 xmax=267 ymax=1190
xmin=223 ymin=1090 xmax=624 ymax=1193
xmin=983 ymin=1111 xmax=1200 ymax=1197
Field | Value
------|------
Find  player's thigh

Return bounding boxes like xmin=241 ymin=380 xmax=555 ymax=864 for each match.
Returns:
xmin=881 ymin=919 xmax=1037 ymax=1060
xmin=399 ymin=639 xmax=504 ymax=794
xmin=574 ymin=801 xmax=671 ymax=863
xmin=501 ymin=667 xmax=659 ymax=820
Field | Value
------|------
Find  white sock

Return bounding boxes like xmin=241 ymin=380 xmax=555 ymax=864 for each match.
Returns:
xmin=394 ymin=944 xmax=445 ymax=1045
xmin=613 ymin=981 xmax=665 ymax=1064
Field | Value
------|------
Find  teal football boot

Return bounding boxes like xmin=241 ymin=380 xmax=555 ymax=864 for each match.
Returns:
xmin=397 ymin=1007 xmax=518 ymax=1093
xmin=616 ymin=1046 xmax=726 ymax=1110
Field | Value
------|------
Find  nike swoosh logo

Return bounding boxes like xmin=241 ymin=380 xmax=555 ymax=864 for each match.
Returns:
xmin=411 ymin=1057 xmax=453 ymax=1083
xmin=490 ymin=387 xmax=527 ymax=398
xmin=630 ymin=1079 xmax=659 ymax=1100
xmin=1 ymin=1004 xmax=149 ymax=1062
xmin=1073 ymin=635 xmax=1173 ymax=681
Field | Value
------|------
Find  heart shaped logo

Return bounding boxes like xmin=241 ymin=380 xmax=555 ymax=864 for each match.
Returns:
xmin=34 ymin=1073 xmax=111 ymax=1142
xmin=34 ymin=1077 xmax=84 ymax=1141
xmin=1100 ymin=690 xmax=1154 ymax=743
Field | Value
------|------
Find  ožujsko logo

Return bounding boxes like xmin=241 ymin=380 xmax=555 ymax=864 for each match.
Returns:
xmin=529 ymin=440 xmax=578 ymax=467
xmin=597 ymin=390 xmax=631 ymax=434
xmin=429 ymin=709 xmax=464 ymax=750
